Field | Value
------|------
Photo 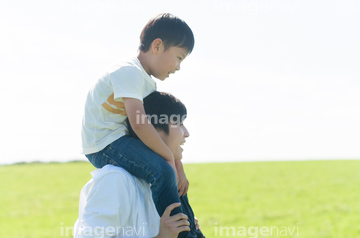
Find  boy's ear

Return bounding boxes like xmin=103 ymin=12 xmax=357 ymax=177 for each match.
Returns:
xmin=151 ymin=38 xmax=163 ymax=55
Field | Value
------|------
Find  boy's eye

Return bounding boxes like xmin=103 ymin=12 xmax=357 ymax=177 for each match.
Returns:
xmin=178 ymin=57 xmax=182 ymax=61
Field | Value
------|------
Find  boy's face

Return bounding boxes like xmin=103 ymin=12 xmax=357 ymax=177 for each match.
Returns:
xmin=152 ymin=45 xmax=188 ymax=81
xmin=157 ymin=121 xmax=189 ymax=160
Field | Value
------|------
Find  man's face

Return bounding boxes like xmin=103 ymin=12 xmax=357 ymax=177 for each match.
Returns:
xmin=157 ymin=121 xmax=190 ymax=160
xmin=152 ymin=45 xmax=188 ymax=81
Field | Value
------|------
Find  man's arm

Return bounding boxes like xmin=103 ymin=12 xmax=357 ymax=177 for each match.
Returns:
xmin=124 ymin=97 xmax=177 ymax=172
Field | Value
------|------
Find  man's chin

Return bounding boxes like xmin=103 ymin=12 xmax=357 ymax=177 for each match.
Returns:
xmin=174 ymin=155 xmax=183 ymax=161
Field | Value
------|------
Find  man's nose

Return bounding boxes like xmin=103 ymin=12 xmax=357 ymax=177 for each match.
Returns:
xmin=183 ymin=126 xmax=190 ymax=137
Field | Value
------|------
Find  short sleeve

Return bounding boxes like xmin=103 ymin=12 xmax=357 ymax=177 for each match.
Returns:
xmin=110 ymin=66 xmax=144 ymax=102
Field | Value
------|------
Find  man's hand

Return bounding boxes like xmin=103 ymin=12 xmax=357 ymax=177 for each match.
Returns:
xmin=175 ymin=160 xmax=189 ymax=197
xmin=155 ymin=203 xmax=190 ymax=238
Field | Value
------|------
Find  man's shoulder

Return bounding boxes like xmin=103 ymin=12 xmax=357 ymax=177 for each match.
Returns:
xmin=92 ymin=165 xmax=150 ymax=188
xmin=91 ymin=165 xmax=135 ymax=182
xmin=88 ymin=165 xmax=151 ymax=203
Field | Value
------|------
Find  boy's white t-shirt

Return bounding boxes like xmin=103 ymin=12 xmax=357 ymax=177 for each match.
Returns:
xmin=81 ymin=57 xmax=156 ymax=155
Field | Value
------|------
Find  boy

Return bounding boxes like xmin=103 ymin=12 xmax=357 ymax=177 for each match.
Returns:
xmin=81 ymin=13 xmax=195 ymax=220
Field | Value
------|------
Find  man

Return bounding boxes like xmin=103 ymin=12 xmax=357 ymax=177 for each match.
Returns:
xmin=74 ymin=91 xmax=204 ymax=238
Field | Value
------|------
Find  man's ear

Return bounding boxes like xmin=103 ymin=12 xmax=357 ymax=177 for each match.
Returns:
xmin=156 ymin=127 xmax=167 ymax=141
xmin=151 ymin=38 xmax=163 ymax=55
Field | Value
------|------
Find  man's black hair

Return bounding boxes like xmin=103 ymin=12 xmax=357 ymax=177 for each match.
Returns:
xmin=126 ymin=91 xmax=187 ymax=139
xmin=139 ymin=13 xmax=195 ymax=54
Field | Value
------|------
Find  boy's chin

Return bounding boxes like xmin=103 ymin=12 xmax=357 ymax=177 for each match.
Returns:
xmin=159 ymin=73 xmax=170 ymax=81
xmin=157 ymin=76 xmax=166 ymax=81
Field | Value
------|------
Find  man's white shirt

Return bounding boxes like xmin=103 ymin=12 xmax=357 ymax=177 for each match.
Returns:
xmin=74 ymin=165 xmax=160 ymax=238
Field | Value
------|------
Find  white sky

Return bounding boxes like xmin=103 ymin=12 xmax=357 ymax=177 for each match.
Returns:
xmin=0 ymin=0 xmax=359 ymax=164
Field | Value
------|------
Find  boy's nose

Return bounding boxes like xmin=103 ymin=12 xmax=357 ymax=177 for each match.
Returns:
xmin=176 ymin=63 xmax=181 ymax=71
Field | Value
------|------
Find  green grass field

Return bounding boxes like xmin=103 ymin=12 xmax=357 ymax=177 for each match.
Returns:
xmin=1 ymin=160 xmax=359 ymax=237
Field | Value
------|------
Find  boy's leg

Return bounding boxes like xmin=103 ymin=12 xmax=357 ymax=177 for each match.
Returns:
xmin=87 ymin=135 xmax=182 ymax=216
xmin=86 ymin=147 xmax=111 ymax=168
xmin=178 ymin=194 xmax=206 ymax=238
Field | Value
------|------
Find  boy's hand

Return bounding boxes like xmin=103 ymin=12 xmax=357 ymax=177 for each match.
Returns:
xmin=175 ymin=160 xmax=189 ymax=197
xmin=155 ymin=203 xmax=190 ymax=238
xmin=194 ymin=217 xmax=201 ymax=231
xmin=167 ymin=160 xmax=179 ymax=184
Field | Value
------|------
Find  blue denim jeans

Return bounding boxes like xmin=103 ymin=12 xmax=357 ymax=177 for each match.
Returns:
xmin=86 ymin=135 xmax=182 ymax=216
xmin=179 ymin=194 xmax=206 ymax=238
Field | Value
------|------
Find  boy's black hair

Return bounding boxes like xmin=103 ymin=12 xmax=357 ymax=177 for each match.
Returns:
xmin=126 ymin=91 xmax=187 ymax=139
xmin=139 ymin=13 xmax=195 ymax=54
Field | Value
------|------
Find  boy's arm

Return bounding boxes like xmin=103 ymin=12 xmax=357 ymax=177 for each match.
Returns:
xmin=124 ymin=97 xmax=176 ymax=170
xmin=175 ymin=160 xmax=189 ymax=196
